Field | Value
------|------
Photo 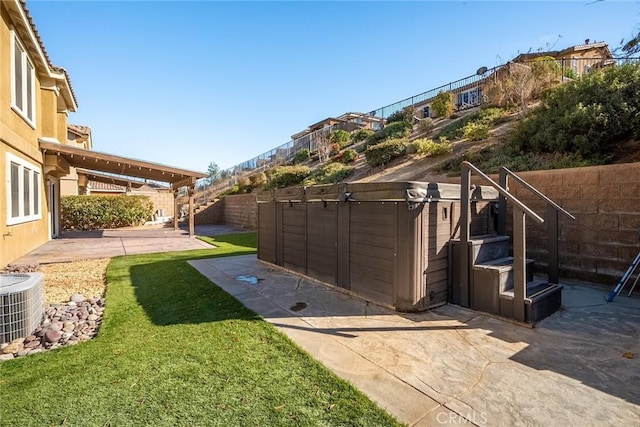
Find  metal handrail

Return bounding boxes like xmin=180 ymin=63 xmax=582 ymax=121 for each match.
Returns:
xmin=500 ymin=167 xmax=575 ymax=220
xmin=463 ymin=162 xmax=544 ymax=224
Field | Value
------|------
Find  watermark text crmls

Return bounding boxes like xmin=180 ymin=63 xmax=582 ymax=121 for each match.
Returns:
xmin=436 ymin=410 xmax=488 ymax=425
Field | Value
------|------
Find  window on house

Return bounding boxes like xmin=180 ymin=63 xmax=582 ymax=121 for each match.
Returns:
xmin=11 ymin=32 xmax=36 ymax=126
xmin=6 ymin=154 xmax=42 ymax=225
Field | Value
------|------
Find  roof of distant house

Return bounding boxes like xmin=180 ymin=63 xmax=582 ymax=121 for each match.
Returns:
xmin=68 ymin=124 xmax=92 ymax=137
xmin=88 ymin=180 xmax=125 ymax=192
xmin=512 ymin=41 xmax=613 ymax=63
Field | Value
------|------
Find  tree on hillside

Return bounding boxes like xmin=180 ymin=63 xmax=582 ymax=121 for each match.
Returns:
xmin=431 ymin=92 xmax=454 ymax=118
xmin=313 ymin=129 xmax=332 ymax=162
xmin=622 ymin=28 xmax=640 ymax=56
xmin=206 ymin=161 xmax=220 ymax=185
xmin=485 ymin=56 xmax=561 ymax=115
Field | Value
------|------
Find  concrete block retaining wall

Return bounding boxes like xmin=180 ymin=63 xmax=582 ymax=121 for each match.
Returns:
xmin=194 ymin=193 xmax=257 ymax=230
xmin=508 ymin=163 xmax=640 ymax=286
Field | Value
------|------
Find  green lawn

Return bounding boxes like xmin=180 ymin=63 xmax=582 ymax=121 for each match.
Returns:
xmin=0 ymin=232 xmax=400 ymax=426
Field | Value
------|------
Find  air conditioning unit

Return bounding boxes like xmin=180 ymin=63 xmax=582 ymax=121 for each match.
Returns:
xmin=0 ymin=272 xmax=45 ymax=344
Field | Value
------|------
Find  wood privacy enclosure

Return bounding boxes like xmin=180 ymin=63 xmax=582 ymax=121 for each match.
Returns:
xmin=257 ymin=182 xmax=498 ymax=311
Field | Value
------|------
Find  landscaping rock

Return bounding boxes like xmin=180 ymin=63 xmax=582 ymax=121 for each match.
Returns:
xmin=24 ymin=340 xmax=40 ymax=349
xmin=0 ymin=294 xmax=104 ymax=361
xmin=71 ymin=293 xmax=85 ymax=303
xmin=45 ymin=330 xmax=62 ymax=344
xmin=0 ymin=298 xmax=105 ymax=361
xmin=2 ymin=341 xmax=24 ymax=354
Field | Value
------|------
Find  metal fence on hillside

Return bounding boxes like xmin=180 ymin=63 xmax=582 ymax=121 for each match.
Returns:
xmin=195 ymin=56 xmax=639 ymax=200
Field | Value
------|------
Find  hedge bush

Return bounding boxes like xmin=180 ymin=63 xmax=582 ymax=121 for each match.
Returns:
xmin=61 ymin=195 xmax=153 ymax=231
xmin=365 ymin=138 xmax=409 ymax=167
xmin=265 ymin=165 xmax=310 ymax=189
xmin=407 ymin=138 xmax=453 ymax=156
xmin=303 ymin=162 xmax=354 ymax=186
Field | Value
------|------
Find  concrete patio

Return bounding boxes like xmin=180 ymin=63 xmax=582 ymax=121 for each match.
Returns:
xmin=11 ymin=224 xmax=242 ymax=264
xmin=10 ymin=226 xmax=640 ymax=425
xmin=191 ymin=254 xmax=640 ymax=426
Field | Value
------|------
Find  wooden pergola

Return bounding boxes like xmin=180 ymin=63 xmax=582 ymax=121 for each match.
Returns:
xmin=39 ymin=141 xmax=207 ymax=236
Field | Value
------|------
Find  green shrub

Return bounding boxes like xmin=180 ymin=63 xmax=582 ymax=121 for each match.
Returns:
xmin=352 ymin=128 xmax=375 ymax=142
xmin=303 ymin=162 xmax=354 ymax=186
xmin=249 ymin=172 xmax=267 ymax=189
xmin=265 ymin=165 xmax=310 ymax=189
xmin=365 ymin=138 xmax=409 ymax=167
xmin=462 ymin=122 xmax=490 ymax=140
xmin=407 ymin=138 xmax=453 ymax=156
xmin=435 ymin=142 xmax=606 ymax=176
xmin=293 ymin=149 xmax=311 ymax=164
xmin=218 ymin=185 xmax=243 ymax=196
xmin=386 ymin=107 xmax=415 ymax=124
xmin=437 ymin=107 xmax=506 ymax=140
xmin=417 ymin=118 xmax=434 ymax=135
xmin=432 ymin=91 xmax=454 ymax=117
xmin=365 ymin=121 xmax=412 ymax=147
xmin=329 ymin=129 xmax=351 ymax=149
xmin=511 ymin=64 xmax=640 ymax=157
xmin=332 ymin=148 xmax=358 ymax=164
xmin=61 ymin=195 xmax=153 ymax=231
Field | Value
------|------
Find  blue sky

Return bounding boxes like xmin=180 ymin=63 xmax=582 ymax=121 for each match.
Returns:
xmin=28 ymin=0 xmax=640 ymax=173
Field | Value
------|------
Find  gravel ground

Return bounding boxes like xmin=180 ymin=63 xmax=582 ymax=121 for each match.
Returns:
xmin=39 ymin=259 xmax=109 ymax=304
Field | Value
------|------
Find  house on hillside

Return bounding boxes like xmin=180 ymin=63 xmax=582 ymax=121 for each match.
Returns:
xmin=291 ymin=112 xmax=384 ymax=152
xmin=411 ymin=41 xmax=614 ymax=119
xmin=512 ymin=40 xmax=614 ymax=77
xmin=1 ymin=0 xmax=205 ymax=268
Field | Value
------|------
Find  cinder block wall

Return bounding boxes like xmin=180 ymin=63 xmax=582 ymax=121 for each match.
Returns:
xmin=146 ymin=192 xmax=174 ymax=217
xmin=194 ymin=193 xmax=257 ymax=229
xmin=510 ymin=163 xmax=640 ymax=285
xmin=194 ymin=199 xmax=224 ymax=225
xmin=223 ymin=193 xmax=257 ymax=230
xmin=127 ymin=191 xmax=174 ymax=218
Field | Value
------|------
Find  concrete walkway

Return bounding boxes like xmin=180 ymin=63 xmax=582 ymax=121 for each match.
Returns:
xmin=12 ymin=224 xmax=242 ymax=264
xmin=190 ymin=255 xmax=640 ymax=426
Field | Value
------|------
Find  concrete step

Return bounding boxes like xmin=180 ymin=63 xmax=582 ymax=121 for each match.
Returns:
xmin=469 ymin=234 xmax=510 ymax=264
xmin=473 ymin=256 xmax=535 ymax=293
xmin=498 ymin=281 xmax=563 ymax=324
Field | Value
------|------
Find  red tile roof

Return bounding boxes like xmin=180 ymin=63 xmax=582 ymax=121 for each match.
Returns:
xmin=88 ymin=180 xmax=126 ymax=193
xmin=68 ymin=124 xmax=92 ymax=137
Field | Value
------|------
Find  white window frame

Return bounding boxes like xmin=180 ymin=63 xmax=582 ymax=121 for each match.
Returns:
xmin=6 ymin=153 xmax=42 ymax=226
xmin=10 ymin=30 xmax=37 ymax=128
